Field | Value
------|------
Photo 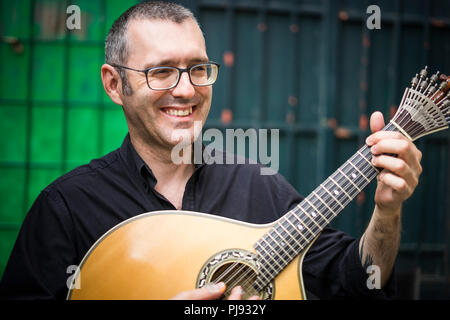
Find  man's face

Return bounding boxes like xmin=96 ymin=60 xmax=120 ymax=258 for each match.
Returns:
xmin=120 ymin=18 xmax=212 ymax=151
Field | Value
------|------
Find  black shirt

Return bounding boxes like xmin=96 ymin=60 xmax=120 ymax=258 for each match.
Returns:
xmin=0 ymin=135 xmax=395 ymax=300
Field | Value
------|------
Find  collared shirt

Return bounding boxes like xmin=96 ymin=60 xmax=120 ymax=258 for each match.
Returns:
xmin=0 ymin=135 xmax=395 ymax=300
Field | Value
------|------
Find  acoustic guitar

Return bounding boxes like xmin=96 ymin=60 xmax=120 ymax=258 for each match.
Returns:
xmin=68 ymin=67 xmax=450 ymax=300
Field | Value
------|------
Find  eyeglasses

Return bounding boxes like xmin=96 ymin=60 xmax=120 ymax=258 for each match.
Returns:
xmin=110 ymin=62 xmax=220 ymax=91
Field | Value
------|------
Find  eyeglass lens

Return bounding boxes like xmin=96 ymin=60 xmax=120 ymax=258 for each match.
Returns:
xmin=147 ymin=64 xmax=218 ymax=90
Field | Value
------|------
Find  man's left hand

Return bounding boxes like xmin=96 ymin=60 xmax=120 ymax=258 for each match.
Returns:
xmin=365 ymin=111 xmax=423 ymax=215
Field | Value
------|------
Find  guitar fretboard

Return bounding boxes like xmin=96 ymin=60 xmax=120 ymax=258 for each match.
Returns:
xmin=253 ymin=121 xmax=398 ymax=290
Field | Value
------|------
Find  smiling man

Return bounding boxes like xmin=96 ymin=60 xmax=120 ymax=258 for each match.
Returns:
xmin=0 ymin=1 xmax=422 ymax=300
xmin=103 ymin=15 xmax=214 ymax=210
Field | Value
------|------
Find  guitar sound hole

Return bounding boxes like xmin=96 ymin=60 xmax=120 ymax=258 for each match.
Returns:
xmin=210 ymin=262 xmax=261 ymax=300
xmin=197 ymin=249 xmax=274 ymax=299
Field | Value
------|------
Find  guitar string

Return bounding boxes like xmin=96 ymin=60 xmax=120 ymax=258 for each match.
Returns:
xmin=212 ymin=87 xmax=450 ymax=295
xmin=396 ymin=86 xmax=450 ymax=139
xmin=404 ymin=75 xmax=437 ymax=136
xmin=222 ymin=163 xmax=382 ymax=296
xmin=394 ymin=78 xmax=434 ymax=138
xmin=246 ymin=83 xmax=450 ymax=294
xmin=212 ymin=141 xmax=386 ymax=292
xmin=402 ymin=92 xmax=436 ymax=138
xmin=227 ymin=152 xmax=398 ymax=296
xmin=394 ymin=90 xmax=426 ymax=138
xmin=258 ymin=84 xmax=450 ymax=290
xmin=226 ymin=111 xmax=423 ymax=294
xmin=212 ymin=150 xmax=381 ymax=295
xmin=399 ymin=94 xmax=448 ymax=138
xmin=211 ymin=148 xmax=376 ymax=289
xmin=218 ymin=133 xmax=401 ymax=295
xmin=210 ymin=149 xmax=377 ymax=291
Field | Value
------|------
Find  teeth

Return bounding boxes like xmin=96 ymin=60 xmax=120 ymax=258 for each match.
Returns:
xmin=164 ymin=107 xmax=193 ymax=116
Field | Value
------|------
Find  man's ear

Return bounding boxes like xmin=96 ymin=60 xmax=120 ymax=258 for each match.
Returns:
xmin=101 ymin=64 xmax=124 ymax=106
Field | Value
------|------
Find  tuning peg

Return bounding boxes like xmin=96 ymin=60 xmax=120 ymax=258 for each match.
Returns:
xmin=442 ymin=101 xmax=450 ymax=116
xmin=411 ymin=74 xmax=419 ymax=89
xmin=441 ymin=100 xmax=450 ymax=108
xmin=439 ymin=80 xmax=448 ymax=91
xmin=428 ymin=84 xmax=437 ymax=95
xmin=430 ymin=72 xmax=440 ymax=84
xmin=420 ymin=79 xmax=429 ymax=91
xmin=439 ymin=74 xmax=450 ymax=91
xmin=419 ymin=66 xmax=428 ymax=79
xmin=444 ymin=91 xmax=450 ymax=100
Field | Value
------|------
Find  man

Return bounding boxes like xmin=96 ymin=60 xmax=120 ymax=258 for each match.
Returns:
xmin=0 ymin=1 xmax=422 ymax=300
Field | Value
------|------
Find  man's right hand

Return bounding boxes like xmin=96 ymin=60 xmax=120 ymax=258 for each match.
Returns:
xmin=171 ymin=282 xmax=260 ymax=300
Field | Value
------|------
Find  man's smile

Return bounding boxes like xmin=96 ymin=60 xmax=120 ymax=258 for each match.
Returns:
xmin=161 ymin=106 xmax=196 ymax=118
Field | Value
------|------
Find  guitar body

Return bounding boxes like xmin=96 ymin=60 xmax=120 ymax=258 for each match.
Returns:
xmin=67 ymin=210 xmax=313 ymax=300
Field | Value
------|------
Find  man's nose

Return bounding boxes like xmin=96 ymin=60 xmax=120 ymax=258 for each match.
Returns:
xmin=171 ymin=71 xmax=195 ymax=98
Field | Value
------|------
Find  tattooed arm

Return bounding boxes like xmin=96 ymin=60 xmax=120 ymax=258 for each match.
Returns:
xmin=360 ymin=112 xmax=422 ymax=287
xmin=359 ymin=206 xmax=402 ymax=287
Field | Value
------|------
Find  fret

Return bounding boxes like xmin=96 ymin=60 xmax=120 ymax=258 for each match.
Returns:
xmin=277 ymin=220 xmax=303 ymax=249
xmin=347 ymin=159 xmax=370 ymax=182
xmin=276 ymin=220 xmax=303 ymax=250
xmin=273 ymin=228 xmax=297 ymax=260
xmin=255 ymin=264 xmax=272 ymax=284
xmin=259 ymin=238 xmax=287 ymax=268
xmin=300 ymin=199 xmax=320 ymax=224
xmin=253 ymin=279 xmax=266 ymax=291
xmin=254 ymin=267 xmax=275 ymax=290
xmin=291 ymin=206 xmax=321 ymax=234
xmin=340 ymin=158 xmax=374 ymax=191
xmin=328 ymin=176 xmax=352 ymax=202
xmin=284 ymin=215 xmax=310 ymax=243
xmin=338 ymin=167 xmax=362 ymax=192
xmin=322 ymin=179 xmax=351 ymax=209
xmin=361 ymin=145 xmax=373 ymax=157
xmin=266 ymin=232 xmax=294 ymax=261
xmin=359 ymin=160 xmax=378 ymax=183
xmin=255 ymin=240 xmax=284 ymax=272
xmin=254 ymin=251 xmax=278 ymax=279
xmin=357 ymin=149 xmax=380 ymax=173
xmin=254 ymin=267 xmax=273 ymax=290
xmin=336 ymin=168 xmax=359 ymax=196
xmin=341 ymin=159 xmax=377 ymax=200
xmin=354 ymin=148 xmax=378 ymax=177
xmin=319 ymin=184 xmax=345 ymax=210
xmin=298 ymin=202 xmax=322 ymax=230
xmin=312 ymin=190 xmax=333 ymax=222
xmin=289 ymin=210 xmax=316 ymax=237
xmin=304 ymin=193 xmax=334 ymax=224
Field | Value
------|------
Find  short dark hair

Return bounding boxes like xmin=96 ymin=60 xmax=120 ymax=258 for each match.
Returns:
xmin=105 ymin=1 xmax=197 ymax=95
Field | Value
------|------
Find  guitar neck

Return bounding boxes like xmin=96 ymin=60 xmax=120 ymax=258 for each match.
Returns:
xmin=253 ymin=121 xmax=399 ymax=289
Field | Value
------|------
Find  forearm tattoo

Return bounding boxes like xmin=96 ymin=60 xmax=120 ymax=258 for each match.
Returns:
xmin=359 ymin=234 xmax=374 ymax=269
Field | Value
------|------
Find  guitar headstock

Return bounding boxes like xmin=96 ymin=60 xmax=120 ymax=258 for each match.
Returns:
xmin=391 ymin=66 xmax=450 ymax=141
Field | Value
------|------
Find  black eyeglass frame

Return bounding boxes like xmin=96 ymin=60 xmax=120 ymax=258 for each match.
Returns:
xmin=109 ymin=61 xmax=220 ymax=91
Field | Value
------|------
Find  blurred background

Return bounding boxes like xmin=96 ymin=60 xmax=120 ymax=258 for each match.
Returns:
xmin=0 ymin=0 xmax=449 ymax=299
